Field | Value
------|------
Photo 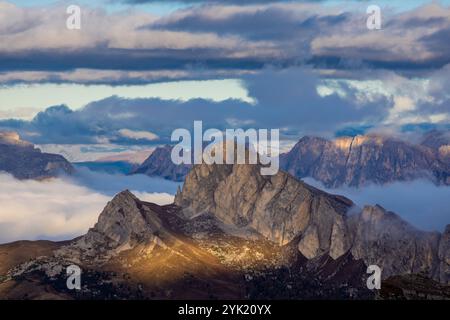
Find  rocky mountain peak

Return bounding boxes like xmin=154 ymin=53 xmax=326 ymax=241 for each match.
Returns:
xmin=176 ymin=161 xmax=449 ymax=283
xmin=176 ymin=162 xmax=353 ymax=255
xmin=132 ymin=145 xmax=191 ymax=181
xmin=66 ymin=190 xmax=166 ymax=259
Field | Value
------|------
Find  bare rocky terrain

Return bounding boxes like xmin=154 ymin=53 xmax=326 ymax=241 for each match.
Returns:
xmin=0 ymin=161 xmax=448 ymax=300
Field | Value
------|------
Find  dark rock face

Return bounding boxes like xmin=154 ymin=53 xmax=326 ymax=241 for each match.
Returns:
xmin=280 ymin=134 xmax=450 ymax=187
xmin=0 ymin=132 xmax=73 ymax=179
xmin=379 ymin=274 xmax=450 ymax=300
xmin=131 ymin=145 xmax=191 ymax=181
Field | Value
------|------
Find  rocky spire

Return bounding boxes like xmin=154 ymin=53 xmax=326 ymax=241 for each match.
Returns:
xmin=70 ymin=190 xmax=165 ymax=256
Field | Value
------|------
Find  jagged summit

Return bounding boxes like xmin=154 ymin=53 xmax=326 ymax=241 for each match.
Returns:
xmin=109 ymin=189 xmax=139 ymax=203
xmin=175 ymin=161 xmax=449 ymax=283
xmin=176 ymin=162 xmax=353 ymax=252
xmin=280 ymin=133 xmax=449 ymax=187
xmin=69 ymin=189 xmax=166 ymax=257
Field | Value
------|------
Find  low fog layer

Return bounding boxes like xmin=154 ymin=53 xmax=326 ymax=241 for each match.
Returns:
xmin=69 ymin=166 xmax=181 ymax=196
xmin=304 ymin=178 xmax=450 ymax=232
xmin=0 ymin=172 xmax=177 ymax=244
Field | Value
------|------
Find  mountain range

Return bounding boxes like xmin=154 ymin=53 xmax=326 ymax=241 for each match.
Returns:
xmin=0 ymin=132 xmax=73 ymax=180
xmin=1 ymin=160 xmax=448 ymax=299
xmin=131 ymin=145 xmax=191 ymax=181
xmin=280 ymin=133 xmax=450 ymax=187
xmin=131 ymin=132 xmax=450 ymax=188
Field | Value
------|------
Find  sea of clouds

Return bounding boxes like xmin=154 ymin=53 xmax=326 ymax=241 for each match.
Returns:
xmin=0 ymin=170 xmax=180 ymax=244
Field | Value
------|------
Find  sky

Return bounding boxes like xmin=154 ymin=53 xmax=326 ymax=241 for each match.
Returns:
xmin=0 ymin=0 xmax=449 ymax=155
xmin=0 ymin=0 xmax=448 ymax=159
xmin=0 ymin=0 xmax=448 ymax=241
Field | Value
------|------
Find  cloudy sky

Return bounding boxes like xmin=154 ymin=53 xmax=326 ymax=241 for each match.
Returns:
xmin=0 ymin=0 xmax=449 ymax=161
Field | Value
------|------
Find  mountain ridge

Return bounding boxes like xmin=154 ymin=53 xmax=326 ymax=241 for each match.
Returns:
xmin=1 ymin=161 xmax=448 ymax=299
xmin=130 ymin=132 xmax=450 ymax=188
xmin=280 ymin=133 xmax=449 ymax=187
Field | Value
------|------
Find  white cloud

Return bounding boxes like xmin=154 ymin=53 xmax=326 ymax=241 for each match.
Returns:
xmin=118 ymin=129 xmax=159 ymax=141
xmin=0 ymin=173 xmax=175 ymax=244
xmin=132 ymin=191 xmax=174 ymax=205
xmin=37 ymin=143 xmax=154 ymax=162
xmin=0 ymin=79 xmax=252 ymax=118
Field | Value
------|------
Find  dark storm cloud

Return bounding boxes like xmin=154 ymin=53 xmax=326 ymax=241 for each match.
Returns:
xmin=0 ymin=48 xmax=269 ymax=72
xmin=1 ymin=2 xmax=450 ymax=83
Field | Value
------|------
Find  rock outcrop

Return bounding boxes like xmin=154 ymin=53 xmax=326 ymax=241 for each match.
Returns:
xmin=280 ymin=134 xmax=450 ymax=187
xmin=63 ymin=190 xmax=166 ymax=259
xmin=176 ymin=161 xmax=449 ymax=283
xmin=1 ymin=188 xmax=374 ymax=300
xmin=0 ymin=131 xmax=73 ymax=179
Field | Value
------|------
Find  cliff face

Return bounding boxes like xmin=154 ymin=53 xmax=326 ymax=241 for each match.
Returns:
xmin=130 ymin=133 xmax=450 ymax=187
xmin=131 ymin=145 xmax=191 ymax=181
xmin=176 ymin=162 xmax=449 ymax=283
xmin=280 ymin=134 xmax=450 ymax=187
xmin=0 ymin=131 xmax=73 ymax=179
xmin=175 ymin=163 xmax=353 ymax=258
